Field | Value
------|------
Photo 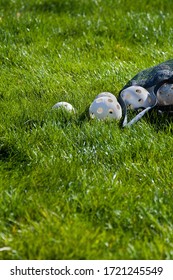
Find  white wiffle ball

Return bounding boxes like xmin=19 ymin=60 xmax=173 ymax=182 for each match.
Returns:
xmin=157 ymin=83 xmax=173 ymax=105
xmin=120 ymin=86 xmax=155 ymax=109
xmin=52 ymin=101 xmax=75 ymax=112
xmin=89 ymin=95 xmax=122 ymax=120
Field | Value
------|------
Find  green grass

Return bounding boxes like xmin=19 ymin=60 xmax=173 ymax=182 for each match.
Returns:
xmin=1 ymin=0 xmax=173 ymax=260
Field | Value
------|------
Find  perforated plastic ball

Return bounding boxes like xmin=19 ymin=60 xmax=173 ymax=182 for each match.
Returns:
xmin=89 ymin=96 xmax=122 ymax=120
xmin=95 ymin=92 xmax=117 ymax=102
xmin=52 ymin=102 xmax=75 ymax=112
xmin=120 ymin=86 xmax=155 ymax=109
xmin=157 ymin=83 xmax=173 ymax=105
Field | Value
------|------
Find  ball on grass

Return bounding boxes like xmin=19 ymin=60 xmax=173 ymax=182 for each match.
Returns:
xmin=52 ymin=102 xmax=75 ymax=112
xmin=89 ymin=95 xmax=122 ymax=120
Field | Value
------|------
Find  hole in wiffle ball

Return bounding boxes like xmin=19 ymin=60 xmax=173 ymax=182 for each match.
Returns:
xmin=90 ymin=113 xmax=95 ymax=118
xmin=108 ymin=98 xmax=113 ymax=103
xmin=117 ymin=104 xmax=120 ymax=110
xmin=97 ymin=107 xmax=103 ymax=114
xmin=96 ymin=98 xmax=103 ymax=103
xmin=127 ymin=104 xmax=133 ymax=109
xmin=109 ymin=109 xmax=113 ymax=114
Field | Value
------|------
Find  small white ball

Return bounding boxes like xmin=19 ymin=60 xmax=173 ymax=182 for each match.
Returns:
xmin=52 ymin=102 xmax=75 ymax=112
xmin=89 ymin=96 xmax=122 ymax=120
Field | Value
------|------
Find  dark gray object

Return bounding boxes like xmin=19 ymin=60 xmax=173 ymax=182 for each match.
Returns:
xmin=118 ymin=59 xmax=173 ymax=127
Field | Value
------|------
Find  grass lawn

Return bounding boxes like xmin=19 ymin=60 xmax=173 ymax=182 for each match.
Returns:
xmin=1 ymin=0 xmax=173 ymax=260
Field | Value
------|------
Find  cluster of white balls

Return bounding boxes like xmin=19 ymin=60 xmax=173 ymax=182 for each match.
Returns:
xmin=51 ymin=82 xmax=173 ymax=127
xmin=52 ymin=92 xmax=122 ymax=121
xmin=52 ymin=85 xmax=167 ymax=122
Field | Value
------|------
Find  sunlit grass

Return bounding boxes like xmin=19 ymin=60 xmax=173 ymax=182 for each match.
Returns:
xmin=1 ymin=0 xmax=173 ymax=260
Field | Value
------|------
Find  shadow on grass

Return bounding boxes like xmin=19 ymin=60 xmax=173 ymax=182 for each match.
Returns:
xmin=0 ymin=141 xmax=29 ymax=169
xmin=28 ymin=0 xmax=95 ymax=15
xmin=145 ymin=109 xmax=173 ymax=133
